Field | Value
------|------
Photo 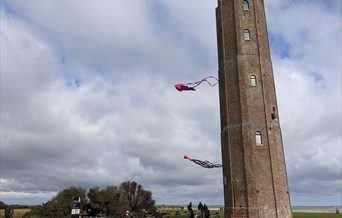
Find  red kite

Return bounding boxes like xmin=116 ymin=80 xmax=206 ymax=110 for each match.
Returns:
xmin=184 ymin=155 xmax=222 ymax=168
xmin=175 ymin=76 xmax=218 ymax=92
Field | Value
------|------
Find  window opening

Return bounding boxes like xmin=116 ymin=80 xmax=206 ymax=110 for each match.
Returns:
xmin=243 ymin=0 xmax=249 ymax=10
xmin=244 ymin=29 xmax=250 ymax=40
xmin=271 ymin=107 xmax=277 ymax=120
xmin=251 ymin=75 xmax=257 ymax=86
xmin=255 ymin=131 xmax=262 ymax=145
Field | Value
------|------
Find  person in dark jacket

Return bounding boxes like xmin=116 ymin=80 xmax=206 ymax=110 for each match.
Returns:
xmin=188 ymin=202 xmax=194 ymax=218
xmin=4 ymin=207 xmax=14 ymax=218
xmin=203 ymin=204 xmax=210 ymax=218
xmin=197 ymin=202 xmax=204 ymax=218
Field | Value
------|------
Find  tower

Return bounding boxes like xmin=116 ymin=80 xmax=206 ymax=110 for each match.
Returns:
xmin=216 ymin=0 xmax=292 ymax=217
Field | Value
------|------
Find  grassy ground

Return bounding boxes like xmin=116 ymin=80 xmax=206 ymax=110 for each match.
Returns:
xmin=0 ymin=208 xmax=31 ymax=218
xmin=158 ymin=208 xmax=342 ymax=218
xmin=293 ymin=212 xmax=342 ymax=218
xmin=2 ymin=208 xmax=341 ymax=218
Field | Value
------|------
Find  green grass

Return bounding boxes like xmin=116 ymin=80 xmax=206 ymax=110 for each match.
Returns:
xmin=158 ymin=208 xmax=342 ymax=218
xmin=4 ymin=208 xmax=342 ymax=218
xmin=293 ymin=212 xmax=342 ymax=218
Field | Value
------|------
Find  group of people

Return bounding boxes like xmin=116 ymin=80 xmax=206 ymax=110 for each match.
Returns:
xmin=187 ymin=202 xmax=210 ymax=218
xmin=4 ymin=207 xmax=14 ymax=218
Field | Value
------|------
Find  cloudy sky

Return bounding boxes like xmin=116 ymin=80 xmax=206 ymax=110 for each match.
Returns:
xmin=1 ymin=0 xmax=341 ymax=207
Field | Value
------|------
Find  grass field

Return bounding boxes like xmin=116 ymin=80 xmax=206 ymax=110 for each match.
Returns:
xmin=158 ymin=208 xmax=342 ymax=218
xmin=1 ymin=208 xmax=341 ymax=218
xmin=0 ymin=208 xmax=31 ymax=218
xmin=293 ymin=212 xmax=342 ymax=218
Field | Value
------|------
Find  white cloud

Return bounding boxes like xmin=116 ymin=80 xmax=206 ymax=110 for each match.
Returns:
xmin=267 ymin=0 xmax=341 ymax=206
xmin=1 ymin=0 xmax=341 ymax=207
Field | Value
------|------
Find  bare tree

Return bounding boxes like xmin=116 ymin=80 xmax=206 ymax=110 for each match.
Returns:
xmin=119 ymin=181 xmax=155 ymax=215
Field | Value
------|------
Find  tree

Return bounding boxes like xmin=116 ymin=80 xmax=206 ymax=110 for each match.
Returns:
xmin=119 ymin=181 xmax=155 ymax=215
xmin=23 ymin=181 xmax=155 ymax=217
xmin=104 ymin=186 xmax=121 ymax=215
xmin=0 ymin=201 xmax=7 ymax=209
xmin=87 ymin=186 xmax=120 ymax=215
xmin=87 ymin=187 xmax=106 ymax=214
xmin=26 ymin=186 xmax=86 ymax=217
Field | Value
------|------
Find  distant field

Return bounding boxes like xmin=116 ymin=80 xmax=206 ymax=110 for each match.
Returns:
xmin=1 ymin=208 xmax=341 ymax=218
xmin=0 ymin=208 xmax=31 ymax=218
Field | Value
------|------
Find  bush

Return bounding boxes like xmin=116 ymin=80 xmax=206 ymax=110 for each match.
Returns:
xmin=23 ymin=181 xmax=155 ymax=217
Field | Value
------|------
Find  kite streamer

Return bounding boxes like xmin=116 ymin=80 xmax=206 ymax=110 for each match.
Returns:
xmin=184 ymin=154 xmax=222 ymax=169
xmin=175 ymin=76 xmax=218 ymax=92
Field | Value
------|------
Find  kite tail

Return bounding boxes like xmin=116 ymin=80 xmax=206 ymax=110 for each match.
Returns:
xmin=203 ymin=76 xmax=219 ymax=86
xmin=191 ymin=76 xmax=218 ymax=88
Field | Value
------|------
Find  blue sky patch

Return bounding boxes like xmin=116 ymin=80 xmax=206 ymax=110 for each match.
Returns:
xmin=66 ymin=78 xmax=82 ymax=88
xmin=268 ymin=32 xmax=291 ymax=59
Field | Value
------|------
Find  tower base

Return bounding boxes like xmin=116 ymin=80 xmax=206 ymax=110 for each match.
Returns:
xmin=225 ymin=207 xmax=292 ymax=218
xmin=231 ymin=211 xmax=247 ymax=218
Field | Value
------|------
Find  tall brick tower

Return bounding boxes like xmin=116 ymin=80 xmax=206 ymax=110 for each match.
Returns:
xmin=216 ymin=0 xmax=292 ymax=217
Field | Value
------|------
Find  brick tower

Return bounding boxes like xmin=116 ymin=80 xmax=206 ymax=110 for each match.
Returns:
xmin=216 ymin=0 xmax=292 ymax=217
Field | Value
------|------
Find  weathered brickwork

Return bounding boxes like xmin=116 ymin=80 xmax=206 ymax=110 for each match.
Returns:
xmin=216 ymin=0 xmax=292 ymax=217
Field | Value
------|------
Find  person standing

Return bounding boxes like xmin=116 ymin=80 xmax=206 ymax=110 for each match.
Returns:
xmin=4 ymin=207 xmax=14 ymax=218
xmin=203 ymin=204 xmax=210 ymax=218
xmin=154 ymin=210 xmax=161 ymax=218
xmin=197 ymin=202 xmax=204 ymax=218
xmin=141 ymin=209 xmax=147 ymax=218
xmin=188 ymin=202 xmax=194 ymax=218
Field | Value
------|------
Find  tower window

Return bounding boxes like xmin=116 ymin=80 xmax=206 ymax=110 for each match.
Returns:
xmin=255 ymin=131 xmax=262 ymax=145
xmin=271 ymin=107 xmax=277 ymax=120
xmin=243 ymin=0 xmax=249 ymax=10
xmin=244 ymin=29 xmax=250 ymax=40
xmin=251 ymin=75 xmax=257 ymax=86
